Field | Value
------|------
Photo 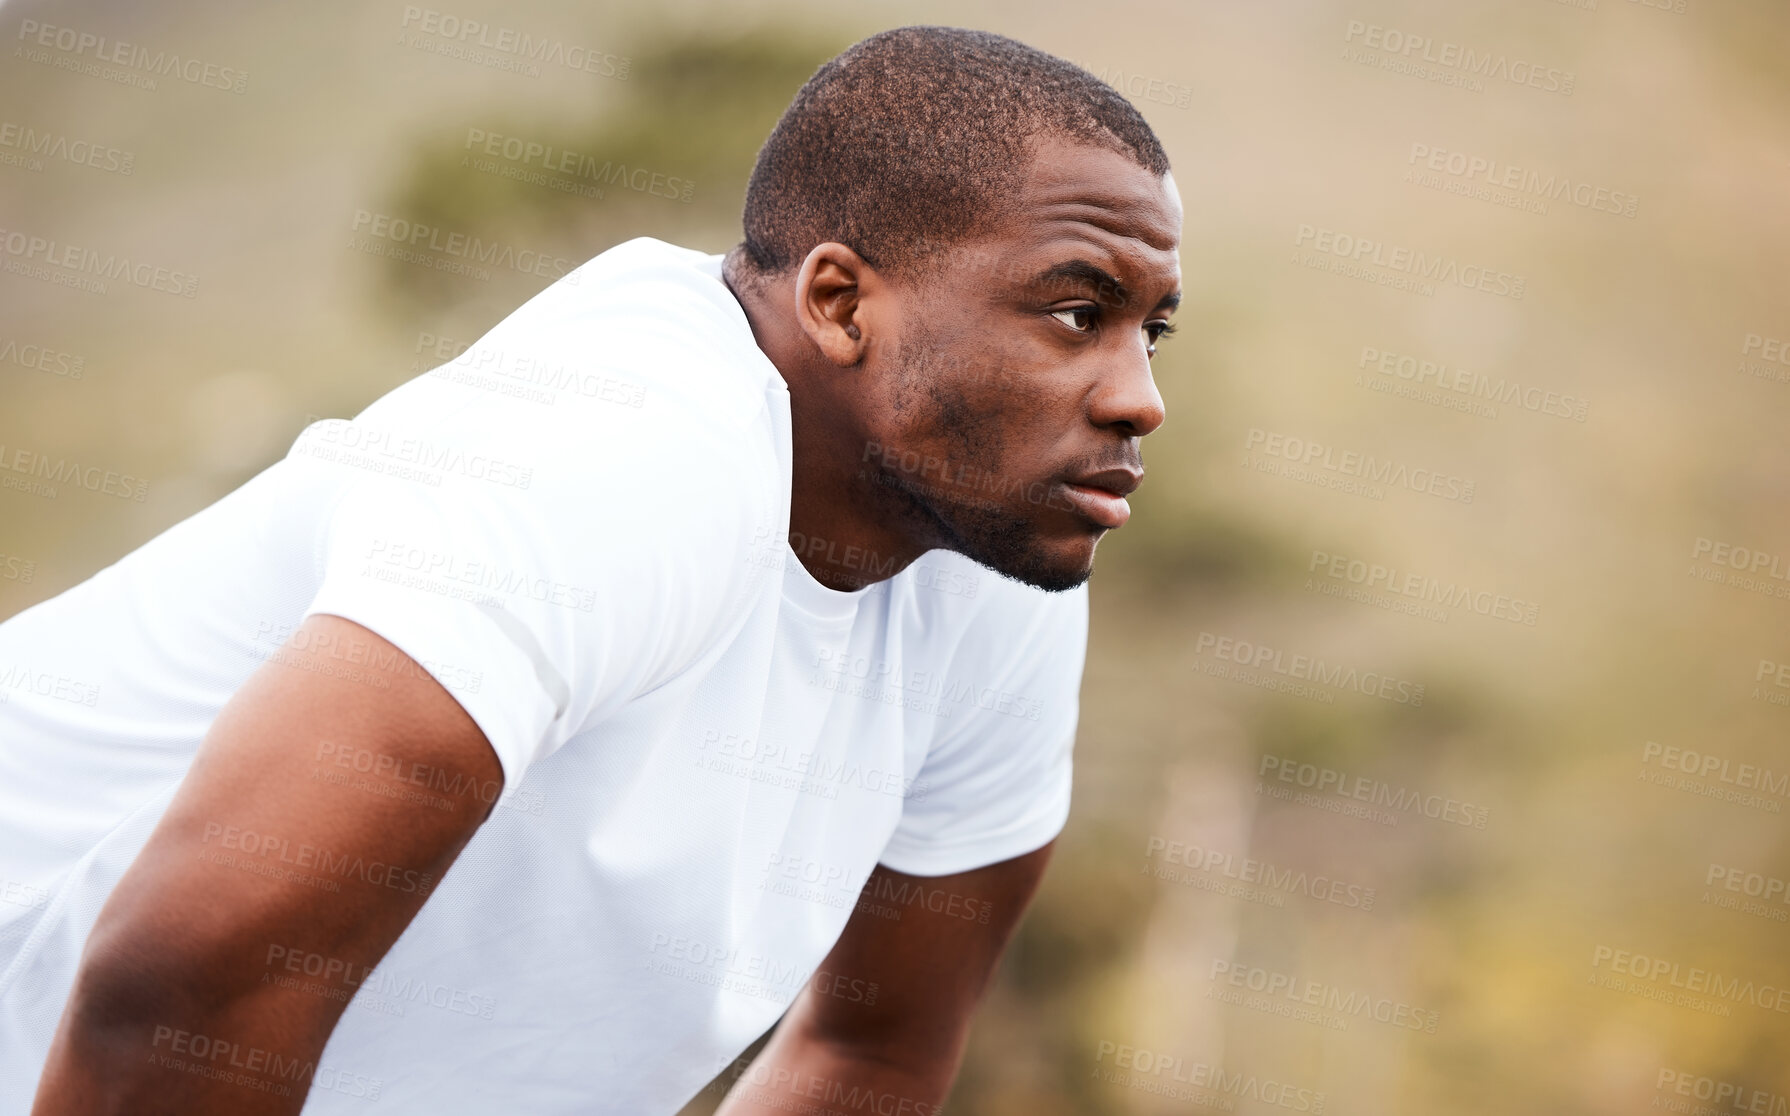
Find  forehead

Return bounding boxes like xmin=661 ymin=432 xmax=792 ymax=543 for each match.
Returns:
xmin=964 ymin=136 xmax=1183 ymax=294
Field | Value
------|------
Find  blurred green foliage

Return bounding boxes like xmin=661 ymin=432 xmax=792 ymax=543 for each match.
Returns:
xmin=380 ymin=29 xmax=848 ymax=314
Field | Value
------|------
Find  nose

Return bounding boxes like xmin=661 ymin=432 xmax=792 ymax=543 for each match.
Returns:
xmin=1087 ymin=350 xmax=1167 ymax=437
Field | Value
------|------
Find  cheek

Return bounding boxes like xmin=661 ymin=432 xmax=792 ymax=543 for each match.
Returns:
xmin=966 ymin=370 xmax=1078 ymax=447
xmin=892 ymin=337 xmax=1071 ymax=472
xmin=923 ymin=375 xmax=1013 ymax=461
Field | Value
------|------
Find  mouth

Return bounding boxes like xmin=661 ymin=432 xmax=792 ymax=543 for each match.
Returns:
xmin=1054 ymin=468 xmax=1143 ymax=531
xmin=1056 ymin=482 xmax=1131 ymax=529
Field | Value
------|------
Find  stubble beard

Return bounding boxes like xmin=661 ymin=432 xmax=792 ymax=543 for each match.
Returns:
xmin=862 ymin=336 xmax=1093 ymax=594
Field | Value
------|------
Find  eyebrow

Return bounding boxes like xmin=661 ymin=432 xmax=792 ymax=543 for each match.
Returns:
xmin=1026 ymin=259 xmax=1181 ymax=312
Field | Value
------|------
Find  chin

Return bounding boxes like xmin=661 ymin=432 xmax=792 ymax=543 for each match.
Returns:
xmin=914 ymin=488 xmax=1102 ymax=592
xmin=971 ymin=533 xmax=1098 ymax=593
xmin=1010 ymin=563 xmax=1094 ymax=593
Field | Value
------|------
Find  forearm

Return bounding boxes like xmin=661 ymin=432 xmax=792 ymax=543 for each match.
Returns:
xmin=31 ymin=614 xmax=497 ymax=1115
xmin=713 ymin=1030 xmax=954 ymax=1116
xmin=33 ymin=978 xmax=329 ymax=1116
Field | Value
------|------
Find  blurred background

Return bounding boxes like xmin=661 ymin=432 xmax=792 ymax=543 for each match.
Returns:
xmin=4 ymin=0 xmax=1788 ymax=1111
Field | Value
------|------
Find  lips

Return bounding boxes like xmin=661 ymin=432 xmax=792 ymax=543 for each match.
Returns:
xmin=1065 ymin=467 xmax=1142 ymax=498
xmin=1056 ymin=467 xmax=1143 ymax=530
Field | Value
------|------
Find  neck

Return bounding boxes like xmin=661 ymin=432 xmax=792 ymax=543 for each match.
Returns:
xmin=722 ymin=251 xmax=935 ymax=592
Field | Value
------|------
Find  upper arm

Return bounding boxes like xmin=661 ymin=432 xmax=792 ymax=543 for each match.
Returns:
xmin=287 ymin=399 xmax=772 ymax=785
xmin=51 ymin=613 xmax=501 ymax=1072
xmin=777 ymin=842 xmax=1056 ymax=1068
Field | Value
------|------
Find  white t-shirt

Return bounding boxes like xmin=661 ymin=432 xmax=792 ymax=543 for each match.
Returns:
xmin=0 ymin=238 xmax=1086 ymax=1114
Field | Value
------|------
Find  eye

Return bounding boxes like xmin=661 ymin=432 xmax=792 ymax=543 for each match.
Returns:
xmin=1144 ymin=320 xmax=1177 ymax=354
xmin=1050 ymin=306 xmax=1098 ymax=333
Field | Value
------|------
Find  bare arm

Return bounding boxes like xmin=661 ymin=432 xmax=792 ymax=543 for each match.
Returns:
xmin=31 ymin=613 xmax=504 ymax=1115
xmin=714 ymin=843 xmax=1055 ymax=1115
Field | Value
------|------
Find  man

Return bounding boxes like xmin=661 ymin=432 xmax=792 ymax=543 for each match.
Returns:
xmin=2 ymin=25 xmax=1179 ymax=1115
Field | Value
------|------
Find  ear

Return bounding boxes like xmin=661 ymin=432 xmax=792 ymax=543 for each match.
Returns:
xmin=793 ymin=242 xmax=877 ymax=367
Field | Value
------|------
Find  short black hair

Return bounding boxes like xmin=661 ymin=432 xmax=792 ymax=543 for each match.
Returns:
xmin=737 ymin=26 xmax=1171 ymax=283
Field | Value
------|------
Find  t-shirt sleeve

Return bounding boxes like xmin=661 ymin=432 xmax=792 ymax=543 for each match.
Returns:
xmin=875 ymin=582 xmax=1088 ymax=878
xmin=294 ymin=394 xmax=770 ymax=791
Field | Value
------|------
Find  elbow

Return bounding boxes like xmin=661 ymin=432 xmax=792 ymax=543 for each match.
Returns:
xmin=58 ymin=912 xmax=233 ymax=1063
xmin=33 ymin=922 xmax=243 ymax=1114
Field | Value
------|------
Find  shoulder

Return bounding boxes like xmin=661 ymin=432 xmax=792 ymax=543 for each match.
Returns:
xmin=297 ymin=236 xmax=785 ymax=533
xmin=473 ymin=236 xmax=780 ymax=434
